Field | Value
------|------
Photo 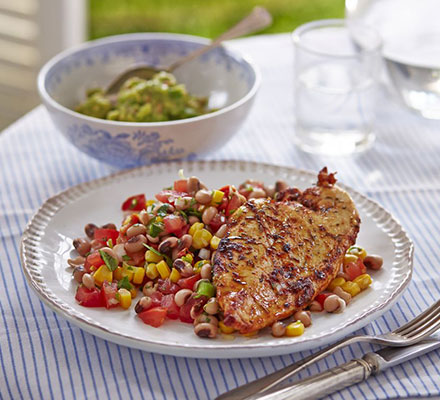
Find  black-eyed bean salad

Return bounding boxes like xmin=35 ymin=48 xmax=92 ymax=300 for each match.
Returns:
xmin=68 ymin=172 xmax=383 ymax=339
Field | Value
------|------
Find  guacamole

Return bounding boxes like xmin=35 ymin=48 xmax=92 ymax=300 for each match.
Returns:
xmin=75 ymin=72 xmax=211 ymax=122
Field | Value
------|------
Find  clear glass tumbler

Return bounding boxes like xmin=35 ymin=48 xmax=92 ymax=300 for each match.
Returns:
xmin=292 ymin=19 xmax=382 ymax=155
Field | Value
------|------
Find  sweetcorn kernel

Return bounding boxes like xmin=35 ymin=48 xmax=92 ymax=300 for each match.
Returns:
xmin=118 ymin=288 xmax=132 ymax=309
xmin=348 ymin=246 xmax=367 ymax=260
xmin=219 ymin=321 xmax=235 ymax=334
xmin=343 ymin=254 xmax=358 ymax=266
xmin=210 ymin=236 xmax=221 ymax=250
xmin=145 ymin=250 xmax=163 ymax=263
xmin=146 ymin=263 xmax=159 ymax=280
xmin=341 ymin=281 xmax=361 ymax=297
xmin=169 ymin=268 xmax=181 ymax=283
xmin=189 ymin=222 xmax=204 ymax=236
xmin=192 ymin=229 xmax=213 ymax=249
xmin=114 ymin=266 xmax=124 ymax=281
xmin=156 ymin=260 xmax=171 ymax=279
xmin=132 ymin=266 xmax=145 ymax=285
xmin=211 ymin=190 xmax=225 ymax=206
xmin=130 ymin=287 xmax=138 ymax=298
xmin=285 ymin=321 xmax=305 ymax=337
xmin=328 ymin=277 xmax=346 ymax=291
xmin=353 ymin=274 xmax=372 ymax=290
xmin=93 ymin=265 xmax=113 ymax=287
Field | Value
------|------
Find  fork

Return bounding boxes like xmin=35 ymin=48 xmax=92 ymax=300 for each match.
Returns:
xmin=216 ymin=299 xmax=440 ymax=400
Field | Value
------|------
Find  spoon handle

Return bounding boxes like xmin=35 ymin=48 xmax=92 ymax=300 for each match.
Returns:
xmin=168 ymin=6 xmax=272 ymax=72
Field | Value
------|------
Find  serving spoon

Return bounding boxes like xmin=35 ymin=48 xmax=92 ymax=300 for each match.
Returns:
xmin=105 ymin=6 xmax=272 ymax=95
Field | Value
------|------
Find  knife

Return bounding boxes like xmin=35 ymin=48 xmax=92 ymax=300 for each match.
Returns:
xmin=245 ymin=336 xmax=440 ymax=400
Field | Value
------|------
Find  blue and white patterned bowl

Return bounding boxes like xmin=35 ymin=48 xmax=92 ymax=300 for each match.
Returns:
xmin=38 ymin=33 xmax=260 ymax=168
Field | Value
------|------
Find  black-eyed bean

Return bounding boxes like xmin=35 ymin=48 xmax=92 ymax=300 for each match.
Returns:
xmin=178 ymin=234 xmax=192 ymax=251
xmin=309 ymin=300 xmax=323 ymax=312
xmin=142 ymin=282 xmax=157 ymax=296
xmin=190 ymin=302 xmax=205 ymax=320
xmin=73 ymin=266 xmax=86 ymax=283
xmin=194 ymin=323 xmax=218 ymax=338
xmin=210 ymin=251 xmax=217 ymax=265
xmin=200 ymin=264 xmax=212 ymax=280
xmin=99 ymin=247 xmax=117 ymax=261
xmin=91 ymin=239 xmax=104 ymax=251
xmin=73 ymin=238 xmax=91 ymax=256
xmin=188 ymin=215 xmax=200 ymax=225
xmin=158 ymin=237 xmax=178 ymax=254
xmin=138 ymin=210 xmax=150 ymax=225
xmin=174 ymin=289 xmax=193 ymax=307
xmin=101 ymin=223 xmax=117 ymax=230
xmin=82 ymin=273 xmax=95 ymax=289
xmin=124 ymin=234 xmax=147 ymax=253
xmin=203 ymin=298 xmax=218 ymax=315
xmin=202 ymin=206 xmax=218 ymax=225
xmin=248 ymin=187 xmax=266 ymax=199
xmin=293 ymin=310 xmax=312 ymax=327
xmin=323 ymin=295 xmax=346 ymax=313
xmin=68 ymin=256 xmax=85 ymax=268
xmin=127 ymin=223 xmax=147 ymax=238
xmin=198 ymin=248 xmax=211 ymax=260
xmin=264 ymin=185 xmax=275 ymax=198
xmin=194 ymin=314 xmax=218 ymax=326
xmin=84 ymin=223 xmax=98 ymax=239
xmin=215 ymin=224 xmax=227 ymax=239
xmin=271 ymin=321 xmax=286 ymax=337
xmin=275 ymin=180 xmax=288 ymax=193
xmin=187 ymin=176 xmax=201 ymax=195
xmin=135 ymin=296 xmax=152 ymax=313
xmin=333 ymin=286 xmax=352 ymax=304
xmin=113 ymin=243 xmax=127 ymax=263
xmin=363 ymin=255 xmax=383 ymax=270
xmin=146 ymin=234 xmax=159 ymax=244
xmin=195 ymin=189 xmax=212 ymax=205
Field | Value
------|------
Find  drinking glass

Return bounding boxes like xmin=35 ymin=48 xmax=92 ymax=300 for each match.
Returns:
xmin=292 ymin=19 xmax=382 ymax=155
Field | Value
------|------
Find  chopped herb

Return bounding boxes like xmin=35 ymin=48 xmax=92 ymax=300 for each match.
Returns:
xmin=84 ymin=251 xmax=91 ymax=257
xmin=163 ymin=186 xmax=173 ymax=190
xmin=228 ymin=209 xmax=236 ymax=215
xmin=189 ymin=197 xmax=197 ymax=207
xmin=117 ymin=276 xmax=133 ymax=291
xmin=115 ymin=292 xmax=120 ymax=301
xmin=106 ymin=238 xmax=113 ymax=248
xmin=130 ymin=198 xmax=139 ymax=209
xmin=122 ymin=255 xmax=131 ymax=262
xmin=99 ymin=250 xmax=118 ymax=272
xmin=148 ymin=221 xmax=164 ymax=237
xmin=186 ymin=208 xmax=202 ymax=218
xmin=178 ymin=210 xmax=189 ymax=223
xmin=178 ymin=169 xmax=185 ymax=179
xmin=246 ymin=186 xmax=253 ymax=192
xmin=156 ymin=204 xmax=171 ymax=217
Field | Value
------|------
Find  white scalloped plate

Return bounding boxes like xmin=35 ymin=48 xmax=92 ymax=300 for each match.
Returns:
xmin=20 ymin=161 xmax=413 ymax=358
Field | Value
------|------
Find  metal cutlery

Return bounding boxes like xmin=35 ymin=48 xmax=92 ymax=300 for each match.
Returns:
xmin=254 ymin=335 xmax=440 ymax=400
xmin=216 ymin=299 xmax=440 ymax=400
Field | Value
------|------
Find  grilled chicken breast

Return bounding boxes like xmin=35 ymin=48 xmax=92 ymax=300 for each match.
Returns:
xmin=213 ymin=168 xmax=360 ymax=333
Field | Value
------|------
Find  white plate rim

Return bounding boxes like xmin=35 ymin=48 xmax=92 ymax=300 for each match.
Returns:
xmin=20 ymin=160 xmax=414 ymax=358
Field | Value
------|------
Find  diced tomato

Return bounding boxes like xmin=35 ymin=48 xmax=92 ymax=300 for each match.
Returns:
xmin=177 ymin=273 xmax=201 ymax=291
xmin=120 ymin=214 xmax=140 ymax=236
xmin=94 ymin=228 xmax=119 ymax=245
xmin=138 ymin=307 xmax=167 ymax=327
xmin=84 ymin=251 xmax=105 ymax=273
xmin=125 ymin=249 xmax=146 ymax=267
xmin=100 ymin=281 xmax=119 ymax=309
xmin=149 ymin=291 xmax=164 ymax=308
xmin=179 ymin=294 xmax=207 ymax=323
xmin=157 ymin=279 xmax=180 ymax=295
xmin=209 ymin=213 xmax=226 ymax=232
xmin=344 ymin=258 xmax=367 ymax=281
xmin=155 ymin=190 xmax=188 ymax=205
xmin=75 ymin=285 xmax=104 ymax=307
xmin=173 ymin=179 xmax=188 ymax=193
xmin=161 ymin=294 xmax=180 ymax=320
xmin=163 ymin=214 xmax=186 ymax=235
xmin=225 ymin=193 xmax=242 ymax=217
xmin=316 ymin=293 xmax=331 ymax=308
xmin=217 ymin=196 xmax=228 ymax=212
xmin=219 ymin=185 xmax=230 ymax=197
xmin=121 ymin=194 xmax=146 ymax=211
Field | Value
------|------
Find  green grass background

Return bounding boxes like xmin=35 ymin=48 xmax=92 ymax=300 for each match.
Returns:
xmin=89 ymin=0 xmax=345 ymax=39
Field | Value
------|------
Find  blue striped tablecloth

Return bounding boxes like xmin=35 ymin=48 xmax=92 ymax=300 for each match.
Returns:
xmin=1 ymin=33 xmax=440 ymax=400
